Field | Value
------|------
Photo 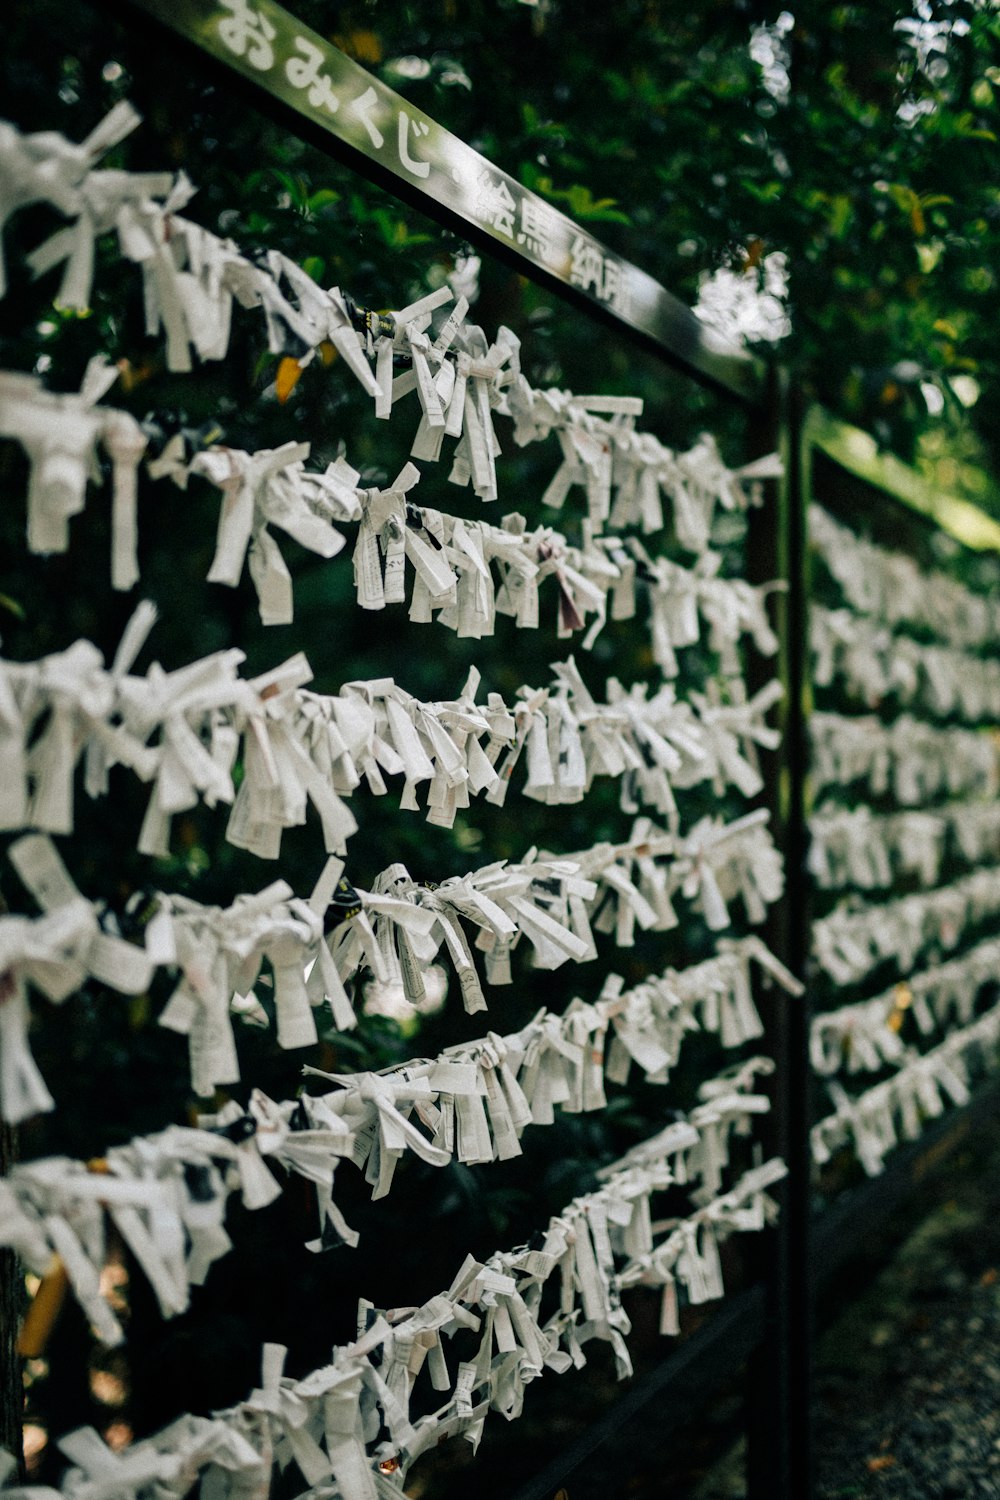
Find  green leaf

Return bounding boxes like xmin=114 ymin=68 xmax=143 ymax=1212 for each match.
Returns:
xmin=536 ymin=180 xmax=631 ymax=225
xmin=306 ymin=188 xmax=340 ymax=212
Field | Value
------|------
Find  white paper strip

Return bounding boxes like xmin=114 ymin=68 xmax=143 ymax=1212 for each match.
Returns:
xmin=812 ymin=995 xmax=1000 ymax=1175
xmin=812 ymin=867 xmax=1000 ymax=987
xmin=812 ymin=602 xmax=1000 ymax=725
xmin=0 ymin=101 xmax=142 ymax=297
xmin=811 ymin=505 xmax=1000 ymax=651
xmin=808 ymin=798 xmax=1000 ymax=893
xmin=810 ymin=711 xmax=1000 ymax=806
xmin=0 ymin=359 xmax=147 ymax=585
xmin=811 ymin=933 xmax=1000 ymax=1076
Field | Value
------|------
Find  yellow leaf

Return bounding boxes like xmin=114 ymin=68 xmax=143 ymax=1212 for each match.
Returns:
xmin=319 ymin=340 xmax=338 ymax=367
xmin=276 ymin=356 xmax=303 ymax=404
xmin=18 ymin=1257 xmax=70 ymax=1358
xmin=743 ymin=238 xmax=766 ymax=270
xmin=116 ymin=357 xmax=156 ymax=392
xmin=333 ymin=29 xmax=382 ymax=63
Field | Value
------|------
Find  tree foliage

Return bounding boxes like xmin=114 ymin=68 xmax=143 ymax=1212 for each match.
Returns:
xmin=303 ymin=0 xmax=1000 ymax=483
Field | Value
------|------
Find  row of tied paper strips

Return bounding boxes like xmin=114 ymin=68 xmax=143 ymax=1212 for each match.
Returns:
xmin=0 ymin=102 xmax=781 ymax=648
xmin=0 ymin=1130 xmax=788 ymax=1500
xmin=3 ymin=355 xmax=780 ymax=660
xmin=808 ymin=505 xmax=1000 ymax=1176
xmin=0 ymin=606 xmax=783 ymax=858
xmin=0 ymin=103 xmax=795 ymax=1499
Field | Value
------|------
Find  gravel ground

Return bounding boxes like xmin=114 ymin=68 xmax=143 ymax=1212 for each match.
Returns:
xmin=694 ymin=1113 xmax=1000 ymax=1500
xmin=814 ymin=1132 xmax=1000 ymax=1500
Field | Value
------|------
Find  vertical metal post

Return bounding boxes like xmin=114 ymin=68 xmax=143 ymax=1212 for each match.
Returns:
xmin=744 ymin=372 xmax=813 ymax=1500
xmin=0 ymin=1119 xmax=23 ymax=1472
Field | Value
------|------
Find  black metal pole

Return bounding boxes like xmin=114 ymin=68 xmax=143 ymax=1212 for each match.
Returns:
xmin=0 ymin=1119 xmax=23 ymax=1474
xmin=744 ymin=371 xmax=813 ymax=1500
xmin=775 ymin=378 xmax=814 ymax=1500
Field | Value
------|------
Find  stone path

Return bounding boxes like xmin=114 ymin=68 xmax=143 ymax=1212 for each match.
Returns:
xmin=813 ymin=1127 xmax=1000 ymax=1500
xmin=694 ymin=1116 xmax=1000 ymax=1499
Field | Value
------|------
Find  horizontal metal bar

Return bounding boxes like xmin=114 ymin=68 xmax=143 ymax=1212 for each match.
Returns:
xmin=107 ymin=0 xmax=766 ymax=405
xmin=804 ymin=404 xmax=1000 ymax=552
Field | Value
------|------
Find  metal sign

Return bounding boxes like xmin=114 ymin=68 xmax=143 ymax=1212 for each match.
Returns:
xmin=114 ymin=0 xmax=764 ymax=404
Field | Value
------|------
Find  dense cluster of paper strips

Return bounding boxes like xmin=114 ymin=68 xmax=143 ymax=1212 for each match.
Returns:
xmin=1 ymin=807 xmax=786 ymax=1120
xmin=0 ymin=377 xmax=781 ymax=652
xmin=0 ymin=1127 xmax=786 ymax=1500
xmin=812 ymin=602 xmax=1000 ymax=724
xmin=0 ymin=1048 xmax=793 ymax=1340
xmin=0 ymin=608 xmax=782 ymax=857
xmin=809 ymin=506 xmax=1000 ymax=1176
xmin=808 ymin=800 xmax=1000 ymax=892
xmin=811 ymin=934 xmax=1000 ymax=1075
xmin=812 ymin=999 xmax=1000 ymax=1176
xmin=810 ymin=711 xmax=1000 ymax=805
xmin=0 ymin=106 xmax=779 ymax=662
xmin=810 ymin=505 xmax=1000 ymax=649
xmin=0 ymin=102 xmax=795 ymax=1495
